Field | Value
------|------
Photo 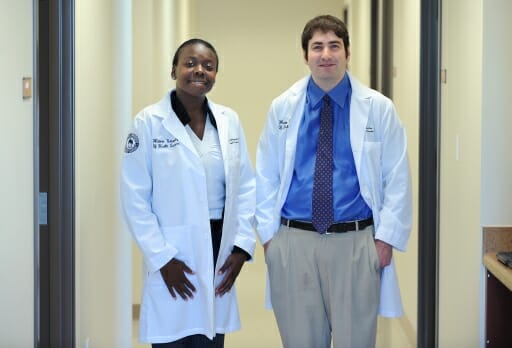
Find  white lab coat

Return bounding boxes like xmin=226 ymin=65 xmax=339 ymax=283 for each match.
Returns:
xmin=256 ymin=73 xmax=412 ymax=317
xmin=121 ymin=92 xmax=256 ymax=343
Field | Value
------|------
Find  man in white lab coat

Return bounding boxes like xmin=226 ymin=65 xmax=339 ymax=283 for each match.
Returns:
xmin=256 ymin=15 xmax=412 ymax=348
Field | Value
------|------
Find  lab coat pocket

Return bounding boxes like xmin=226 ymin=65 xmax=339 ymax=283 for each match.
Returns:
xmin=264 ymin=229 xmax=280 ymax=266
xmin=161 ymin=225 xmax=196 ymax=267
xmin=367 ymin=232 xmax=381 ymax=274
xmin=265 ymin=227 xmax=289 ymax=269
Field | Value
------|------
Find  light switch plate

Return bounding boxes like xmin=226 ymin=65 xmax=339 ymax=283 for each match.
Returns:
xmin=22 ymin=77 xmax=32 ymax=99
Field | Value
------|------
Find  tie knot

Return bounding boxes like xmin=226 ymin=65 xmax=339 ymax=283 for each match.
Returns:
xmin=323 ymin=95 xmax=331 ymax=105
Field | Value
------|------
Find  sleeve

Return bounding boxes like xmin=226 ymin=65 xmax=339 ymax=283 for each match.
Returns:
xmin=255 ymin=100 xmax=282 ymax=245
xmin=373 ymin=100 xmax=412 ymax=252
xmin=232 ymin=246 xmax=251 ymax=261
xmin=120 ymin=115 xmax=177 ymax=273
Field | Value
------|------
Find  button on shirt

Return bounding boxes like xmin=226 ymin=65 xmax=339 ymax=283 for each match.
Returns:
xmin=281 ymin=74 xmax=372 ymax=222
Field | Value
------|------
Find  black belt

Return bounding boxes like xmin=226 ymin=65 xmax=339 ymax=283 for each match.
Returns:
xmin=280 ymin=217 xmax=373 ymax=233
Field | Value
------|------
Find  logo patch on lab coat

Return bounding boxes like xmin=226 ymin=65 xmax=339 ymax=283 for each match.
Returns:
xmin=124 ymin=133 xmax=139 ymax=153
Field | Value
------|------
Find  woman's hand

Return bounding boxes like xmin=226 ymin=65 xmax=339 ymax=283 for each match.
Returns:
xmin=215 ymin=253 xmax=247 ymax=297
xmin=160 ymin=258 xmax=196 ymax=300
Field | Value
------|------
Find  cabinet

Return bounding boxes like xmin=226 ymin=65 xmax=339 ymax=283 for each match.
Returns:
xmin=484 ymin=254 xmax=512 ymax=346
xmin=483 ymin=227 xmax=512 ymax=347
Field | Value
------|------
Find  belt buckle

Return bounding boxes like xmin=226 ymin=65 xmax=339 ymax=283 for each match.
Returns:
xmin=354 ymin=220 xmax=359 ymax=232
xmin=324 ymin=223 xmax=334 ymax=235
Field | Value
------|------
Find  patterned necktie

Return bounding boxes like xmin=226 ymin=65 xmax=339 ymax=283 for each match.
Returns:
xmin=312 ymin=95 xmax=334 ymax=233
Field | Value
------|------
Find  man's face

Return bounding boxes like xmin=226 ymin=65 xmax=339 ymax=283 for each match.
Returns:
xmin=305 ymin=30 xmax=350 ymax=90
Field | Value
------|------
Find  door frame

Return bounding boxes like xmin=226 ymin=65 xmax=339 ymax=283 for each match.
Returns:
xmin=35 ymin=0 xmax=75 ymax=346
xmin=418 ymin=0 xmax=441 ymax=347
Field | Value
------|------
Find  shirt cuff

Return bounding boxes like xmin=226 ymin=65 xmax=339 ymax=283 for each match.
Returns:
xmin=232 ymin=246 xmax=251 ymax=261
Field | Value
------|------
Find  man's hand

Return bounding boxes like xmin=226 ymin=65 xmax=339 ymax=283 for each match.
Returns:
xmin=160 ymin=259 xmax=196 ymax=300
xmin=263 ymin=240 xmax=272 ymax=253
xmin=375 ymin=239 xmax=393 ymax=268
xmin=215 ymin=253 xmax=247 ymax=297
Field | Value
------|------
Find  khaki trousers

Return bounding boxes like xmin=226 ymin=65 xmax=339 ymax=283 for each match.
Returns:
xmin=266 ymin=224 xmax=380 ymax=348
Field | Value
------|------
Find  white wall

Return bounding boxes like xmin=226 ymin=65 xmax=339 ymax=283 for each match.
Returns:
xmin=439 ymin=0 xmax=483 ymax=346
xmin=0 ymin=0 xmax=34 ymax=347
xmin=75 ymin=0 xmax=132 ymax=346
xmin=344 ymin=0 xmax=372 ymax=85
xmin=132 ymin=0 xmax=199 ymax=114
xmin=481 ymin=0 xmax=512 ymax=225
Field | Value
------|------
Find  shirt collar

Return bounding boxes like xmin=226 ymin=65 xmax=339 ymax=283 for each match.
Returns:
xmin=307 ymin=73 xmax=351 ymax=110
xmin=170 ymin=90 xmax=218 ymax=129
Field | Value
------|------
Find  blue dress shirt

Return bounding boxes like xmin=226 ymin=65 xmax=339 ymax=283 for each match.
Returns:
xmin=281 ymin=74 xmax=372 ymax=222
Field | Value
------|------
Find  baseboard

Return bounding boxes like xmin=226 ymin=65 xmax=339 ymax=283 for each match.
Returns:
xmin=132 ymin=304 xmax=140 ymax=320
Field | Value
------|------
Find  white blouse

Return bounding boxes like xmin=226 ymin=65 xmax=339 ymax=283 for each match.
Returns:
xmin=185 ymin=116 xmax=226 ymax=219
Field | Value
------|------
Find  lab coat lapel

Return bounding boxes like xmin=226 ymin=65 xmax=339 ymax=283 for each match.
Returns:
xmin=348 ymin=73 xmax=371 ymax=171
xmin=280 ymin=79 xmax=307 ymax=205
xmin=210 ymin=104 xmax=234 ymax=227
xmin=284 ymin=96 xmax=303 ymax=174
xmin=156 ymin=95 xmax=199 ymax=157
xmin=212 ymin=105 xmax=230 ymax=179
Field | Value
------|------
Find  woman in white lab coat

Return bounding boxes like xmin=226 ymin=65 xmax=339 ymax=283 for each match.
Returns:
xmin=121 ymin=39 xmax=256 ymax=348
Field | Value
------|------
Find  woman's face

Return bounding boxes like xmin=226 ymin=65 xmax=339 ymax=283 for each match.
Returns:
xmin=171 ymin=43 xmax=218 ymax=98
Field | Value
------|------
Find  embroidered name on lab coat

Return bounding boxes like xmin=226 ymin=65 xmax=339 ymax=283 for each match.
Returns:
xmin=229 ymin=138 xmax=239 ymax=144
xmin=278 ymin=120 xmax=289 ymax=130
xmin=153 ymin=137 xmax=180 ymax=149
xmin=365 ymin=117 xmax=377 ymax=141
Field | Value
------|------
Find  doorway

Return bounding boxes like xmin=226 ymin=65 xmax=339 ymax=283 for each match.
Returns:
xmin=33 ymin=1 xmax=441 ymax=347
